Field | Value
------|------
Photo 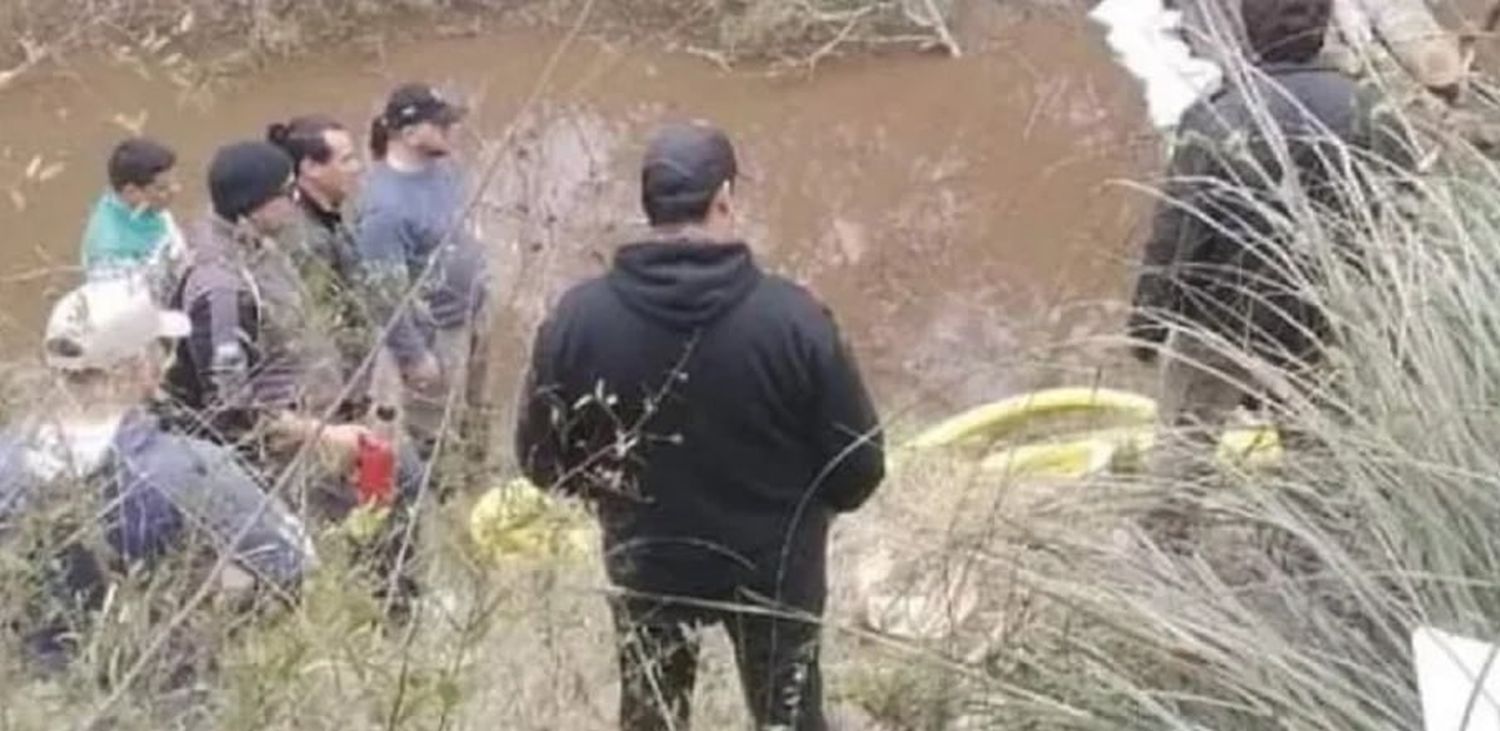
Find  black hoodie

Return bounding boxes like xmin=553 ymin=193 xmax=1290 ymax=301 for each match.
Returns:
xmin=1127 ymin=63 xmax=1406 ymax=370
xmin=516 ymin=238 xmax=884 ymax=611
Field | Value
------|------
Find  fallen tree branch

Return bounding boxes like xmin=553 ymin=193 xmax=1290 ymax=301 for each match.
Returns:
xmin=801 ymin=3 xmax=879 ymax=73
xmin=907 ymin=0 xmax=962 ymax=58
xmin=0 ymin=37 xmax=49 ymax=93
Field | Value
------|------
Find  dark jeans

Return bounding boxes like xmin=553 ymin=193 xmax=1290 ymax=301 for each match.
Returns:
xmin=611 ymin=595 xmax=826 ymax=731
xmin=20 ymin=541 xmax=107 ymax=673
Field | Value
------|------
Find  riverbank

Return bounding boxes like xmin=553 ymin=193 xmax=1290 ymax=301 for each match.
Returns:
xmin=0 ymin=0 xmax=975 ymax=96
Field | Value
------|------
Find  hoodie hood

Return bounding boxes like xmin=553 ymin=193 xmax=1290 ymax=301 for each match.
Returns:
xmin=607 ymin=239 xmax=762 ymax=331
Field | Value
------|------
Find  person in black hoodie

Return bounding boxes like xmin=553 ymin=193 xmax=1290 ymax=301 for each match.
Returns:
xmin=1127 ymin=0 xmax=1407 ymax=475
xmin=515 ymin=121 xmax=884 ymax=731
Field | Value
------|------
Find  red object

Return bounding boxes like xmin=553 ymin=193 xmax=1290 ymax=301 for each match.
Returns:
xmin=355 ymin=434 xmax=396 ymax=506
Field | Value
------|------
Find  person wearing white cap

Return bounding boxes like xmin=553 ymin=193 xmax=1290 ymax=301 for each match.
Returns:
xmin=0 ymin=277 xmax=314 ymax=666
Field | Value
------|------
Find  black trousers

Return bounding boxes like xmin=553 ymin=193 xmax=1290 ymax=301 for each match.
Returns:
xmin=611 ymin=594 xmax=826 ymax=731
xmin=21 ymin=541 xmax=107 ymax=672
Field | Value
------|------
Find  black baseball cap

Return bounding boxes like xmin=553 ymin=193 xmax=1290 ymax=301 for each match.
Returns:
xmin=641 ymin=121 xmax=740 ymax=207
xmin=382 ymin=82 xmax=467 ymax=129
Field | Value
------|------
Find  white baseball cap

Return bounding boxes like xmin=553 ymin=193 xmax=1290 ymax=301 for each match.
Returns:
xmin=43 ymin=277 xmax=192 ymax=371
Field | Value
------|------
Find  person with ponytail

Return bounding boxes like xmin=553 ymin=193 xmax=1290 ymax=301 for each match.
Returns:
xmin=354 ymin=83 xmax=490 ymax=476
xmin=265 ymin=116 xmax=374 ymax=420
xmin=265 ymin=115 xmax=427 ymax=617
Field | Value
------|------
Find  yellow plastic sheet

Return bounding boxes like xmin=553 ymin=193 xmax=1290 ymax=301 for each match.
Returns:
xmin=907 ymin=387 xmax=1158 ymax=449
xmin=909 ymin=387 xmax=1283 ymax=479
xmin=978 ymin=425 xmax=1282 ymax=479
xmin=468 ymin=479 xmax=594 ymax=565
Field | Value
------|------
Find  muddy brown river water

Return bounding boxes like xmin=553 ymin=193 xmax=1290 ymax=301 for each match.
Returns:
xmin=0 ymin=11 xmax=1159 ymax=416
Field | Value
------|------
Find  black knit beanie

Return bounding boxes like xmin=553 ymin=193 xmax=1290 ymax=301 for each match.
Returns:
xmin=208 ymin=141 xmax=293 ymax=221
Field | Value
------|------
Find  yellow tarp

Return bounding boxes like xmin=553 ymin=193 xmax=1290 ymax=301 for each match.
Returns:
xmin=468 ymin=479 xmax=594 ymax=565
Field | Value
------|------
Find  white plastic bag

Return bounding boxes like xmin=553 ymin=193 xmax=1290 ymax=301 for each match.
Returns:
xmin=1089 ymin=0 xmax=1223 ymax=129
xmin=1413 ymin=625 xmax=1500 ymax=730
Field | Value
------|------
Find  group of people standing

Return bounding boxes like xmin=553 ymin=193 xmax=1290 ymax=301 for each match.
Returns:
xmin=1 ymin=83 xmax=489 ymax=672
xmin=2 ymin=78 xmax=887 ymax=729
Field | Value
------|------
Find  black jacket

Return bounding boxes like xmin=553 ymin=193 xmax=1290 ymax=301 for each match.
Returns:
xmin=516 ymin=237 xmax=884 ymax=610
xmin=1128 ymin=63 xmax=1406 ymax=369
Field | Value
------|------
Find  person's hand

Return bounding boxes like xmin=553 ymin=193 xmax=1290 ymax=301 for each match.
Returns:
xmin=403 ymin=351 xmax=443 ymax=392
xmin=318 ymin=423 xmax=373 ymax=468
xmin=1125 ymin=312 xmax=1166 ymax=365
xmin=219 ymin=563 xmax=256 ymax=594
xmin=1429 ymin=82 xmax=1461 ymax=107
xmin=215 ymin=563 xmax=258 ymax=610
xmin=1129 ymin=343 xmax=1157 ymax=365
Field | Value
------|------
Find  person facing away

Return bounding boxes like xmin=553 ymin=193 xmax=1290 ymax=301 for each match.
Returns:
xmin=356 ymin=82 xmax=490 ymax=457
xmin=163 ymin=141 xmax=372 ymax=475
xmin=0 ymin=278 xmax=313 ymax=667
xmin=1128 ymin=0 xmax=1406 ymax=459
xmin=515 ymin=121 xmax=885 ymax=731
xmin=79 ymin=137 xmax=187 ymax=301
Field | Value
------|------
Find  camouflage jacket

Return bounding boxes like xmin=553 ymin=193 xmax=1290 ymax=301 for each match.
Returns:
xmin=286 ymin=196 xmax=376 ymax=407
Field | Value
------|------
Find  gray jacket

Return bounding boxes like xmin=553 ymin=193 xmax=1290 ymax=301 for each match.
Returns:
xmin=354 ymin=161 xmax=488 ymax=366
xmin=168 ymin=215 xmax=347 ymax=438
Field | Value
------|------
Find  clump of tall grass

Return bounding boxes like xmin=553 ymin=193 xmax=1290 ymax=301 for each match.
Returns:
xmin=913 ymin=70 xmax=1500 ymax=728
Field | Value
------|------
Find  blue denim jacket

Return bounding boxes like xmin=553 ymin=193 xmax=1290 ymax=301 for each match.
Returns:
xmin=0 ymin=408 xmax=312 ymax=586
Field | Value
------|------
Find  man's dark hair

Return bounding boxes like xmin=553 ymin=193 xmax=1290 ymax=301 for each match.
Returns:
xmin=107 ymin=138 xmax=176 ymax=191
xmin=267 ymin=115 xmax=344 ymax=172
xmin=369 ymin=116 xmax=391 ymax=161
xmin=1242 ymin=0 xmax=1331 ymax=64
xmin=641 ymin=122 xmax=739 ymax=227
xmin=644 ymin=187 xmax=720 ymax=227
